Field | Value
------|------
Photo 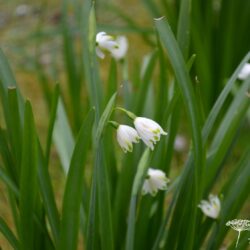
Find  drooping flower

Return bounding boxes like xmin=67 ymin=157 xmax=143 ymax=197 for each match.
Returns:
xmin=95 ymin=32 xmax=118 ymax=59
xmin=238 ymin=63 xmax=250 ymax=80
xmin=110 ymin=36 xmax=128 ymax=61
xmin=198 ymin=194 xmax=221 ymax=219
xmin=116 ymin=125 xmax=140 ymax=153
xmin=226 ymin=219 xmax=250 ymax=247
xmin=134 ymin=117 xmax=167 ymax=150
xmin=142 ymin=168 xmax=169 ymax=196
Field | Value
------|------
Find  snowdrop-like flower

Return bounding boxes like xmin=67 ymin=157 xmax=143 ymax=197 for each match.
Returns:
xmin=96 ymin=32 xmax=118 ymax=59
xmin=142 ymin=168 xmax=169 ymax=196
xmin=226 ymin=219 xmax=250 ymax=247
xmin=238 ymin=63 xmax=250 ymax=80
xmin=198 ymin=194 xmax=221 ymax=219
xmin=117 ymin=125 xmax=140 ymax=153
xmin=134 ymin=117 xmax=167 ymax=150
xmin=110 ymin=36 xmax=128 ymax=60
xmin=174 ymin=134 xmax=187 ymax=152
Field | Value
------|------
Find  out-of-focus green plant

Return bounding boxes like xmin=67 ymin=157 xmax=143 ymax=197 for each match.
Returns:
xmin=0 ymin=0 xmax=249 ymax=249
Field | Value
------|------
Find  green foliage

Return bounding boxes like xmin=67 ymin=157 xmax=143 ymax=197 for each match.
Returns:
xmin=0 ymin=0 xmax=249 ymax=249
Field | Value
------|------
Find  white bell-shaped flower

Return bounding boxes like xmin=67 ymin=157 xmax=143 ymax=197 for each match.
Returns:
xmin=238 ymin=63 xmax=250 ymax=80
xmin=134 ymin=117 xmax=167 ymax=150
xmin=96 ymin=32 xmax=118 ymax=59
xmin=198 ymin=194 xmax=221 ymax=219
xmin=117 ymin=125 xmax=140 ymax=153
xmin=142 ymin=168 xmax=169 ymax=196
xmin=110 ymin=36 xmax=128 ymax=60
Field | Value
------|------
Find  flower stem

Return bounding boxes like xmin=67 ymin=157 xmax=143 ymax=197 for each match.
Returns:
xmin=108 ymin=121 xmax=119 ymax=129
xmin=115 ymin=107 xmax=137 ymax=120
xmin=236 ymin=231 xmax=241 ymax=248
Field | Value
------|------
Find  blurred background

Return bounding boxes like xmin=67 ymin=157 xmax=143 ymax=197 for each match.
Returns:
xmin=0 ymin=0 xmax=249 ymax=248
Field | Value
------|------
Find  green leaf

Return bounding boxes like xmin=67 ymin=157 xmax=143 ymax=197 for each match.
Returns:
xmin=53 ymin=98 xmax=74 ymax=174
xmin=58 ymin=108 xmax=95 ymax=250
xmin=7 ymin=87 xmax=22 ymax=177
xmin=155 ymin=17 xmax=203 ymax=250
xmin=206 ymin=146 xmax=250 ymax=249
xmin=155 ymin=18 xmax=203 ymax=176
xmin=0 ymin=48 xmax=60 ymax=245
xmin=0 ymin=48 xmax=23 ymax=119
xmin=177 ymin=0 xmax=191 ymax=58
xmin=37 ymin=144 xmax=60 ymax=245
xmin=95 ymin=93 xmax=117 ymax=144
xmin=125 ymin=148 xmax=151 ymax=250
xmin=86 ymin=92 xmax=117 ymax=250
xmin=19 ymin=101 xmax=38 ymax=250
xmin=134 ymin=51 xmax=158 ymax=114
xmin=45 ymin=84 xmax=60 ymax=166
xmin=0 ymin=217 xmax=19 ymax=250
xmin=202 ymin=52 xmax=250 ymax=142
xmin=0 ymin=166 xmax=19 ymax=197
xmin=205 ymin=77 xmax=250 ymax=190
xmin=82 ymin=2 xmax=103 ymax=118
xmin=61 ymin=0 xmax=81 ymax=129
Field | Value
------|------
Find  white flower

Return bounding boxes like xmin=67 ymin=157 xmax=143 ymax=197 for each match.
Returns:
xmin=198 ymin=194 xmax=221 ymax=219
xmin=238 ymin=63 xmax=250 ymax=80
xmin=142 ymin=168 xmax=169 ymax=196
xmin=96 ymin=32 xmax=119 ymax=59
xmin=117 ymin=125 xmax=140 ymax=153
xmin=134 ymin=117 xmax=167 ymax=150
xmin=226 ymin=219 xmax=250 ymax=247
xmin=174 ymin=134 xmax=187 ymax=152
xmin=110 ymin=36 xmax=128 ymax=60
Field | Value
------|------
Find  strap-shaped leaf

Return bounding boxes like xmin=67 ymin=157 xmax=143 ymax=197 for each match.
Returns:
xmin=58 ymin=108 xmax=95 ymax=250
xmin=0 ymin=217 xmax=19 ymax=250
xmin=19 ymin=101 xmax=38 ymax=250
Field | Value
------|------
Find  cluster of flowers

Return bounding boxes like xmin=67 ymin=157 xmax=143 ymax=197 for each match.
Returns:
xmin=226 ymin=219 xmax=250 ymax=247
xmin=95 ymin=33 xmax=249 ymax=243
xmin=110 ymin=108 xmax=169 ymax=196
xmin=96 ymin=31 xmax=169 ymax=196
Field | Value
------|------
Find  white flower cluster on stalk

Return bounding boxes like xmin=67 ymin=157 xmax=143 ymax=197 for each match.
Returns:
xmin=95 ymin=32 xmax=128 ymax=60
xmin=226 ymin=219 xmax=250 ymax=247
xmin=111 ymin=109 xmax=167 ymax=153
xmin=198 ymin=194 xmax=221 ymax=219
xmin=109 ymin=109 xmax=169 ymax=196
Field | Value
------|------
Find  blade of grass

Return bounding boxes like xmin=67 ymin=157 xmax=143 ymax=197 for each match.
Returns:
xmin=45 ymin=84 xmax=60 ymax=166
xmin=82 ymin=2 xmax=102 ymax=118
xmin=207 ymin=146 xmax=250 ymax=249
xmin=125 ymin=148 xmax=151 ymax=250
xmin=134 ymin=51 xmax=158 ymax=114
xmin=86 ymin=92 xmax=117 ymax=250
xmin=61 ymin=0 xmax=81 ymax=130
xmin=0 ymin=217 xmax=19 ymax=250
xmin=58 ymin=108 xmax=95 ymax=250
xmin=0 ymin=48 xmax=60 ymax=245
xmin=202 ymin=52 xmax=250 ymax=142
xmin=0 ymin=49 xmax=23 ymax=119
xmin=0 ymin=166 xmax=19 ymax=197
xmin=7 ymin=87 xmax=22 ymax=175
xmin=205 ymin=78 xmax=250 ymax=190
xmin=19 ymin=101 xmax=38 ymax=250
xmin=155 ymin=17 xmax=203 ymax=250
xmin=53 ymin=98 xmax=74 ymax=174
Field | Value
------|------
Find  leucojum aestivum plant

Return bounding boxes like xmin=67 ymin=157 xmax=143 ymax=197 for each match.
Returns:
xmin=0 ymin=1 xmax=250 ymax=250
